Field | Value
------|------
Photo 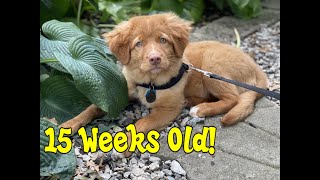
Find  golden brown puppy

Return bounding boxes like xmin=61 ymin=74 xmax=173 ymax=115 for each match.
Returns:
xmin=60 ymin=13 xmax=268 ymax=156
xmin=103 ymin=13 xmax=191 ymax=136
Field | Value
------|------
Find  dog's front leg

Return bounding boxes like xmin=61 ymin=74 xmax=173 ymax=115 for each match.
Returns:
xmin=124 ymin=106 xmax=182 ymax=157
xmin=59 ymin=104 xmax=105 ymax=135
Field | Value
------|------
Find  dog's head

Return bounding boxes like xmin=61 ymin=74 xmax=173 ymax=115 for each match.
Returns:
xmin=103 ymin=13 xmax=192 ymax=74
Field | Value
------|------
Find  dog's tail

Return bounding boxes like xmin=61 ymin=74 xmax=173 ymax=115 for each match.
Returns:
xmin=221 ymin=70 xmax=268 ymax=126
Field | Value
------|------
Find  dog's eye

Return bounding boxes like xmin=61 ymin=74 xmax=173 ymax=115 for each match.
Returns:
xmin=136 ymin=41 xmax=142 ymax=47
xmin=160 ymin=37 xmax=166 ymax=44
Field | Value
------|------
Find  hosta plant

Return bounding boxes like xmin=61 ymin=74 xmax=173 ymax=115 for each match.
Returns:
xmin=40 ymin=20 xmax=128 ymax=178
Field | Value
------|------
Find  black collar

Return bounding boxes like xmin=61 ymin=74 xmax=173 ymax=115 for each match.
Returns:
xmin=137 ymin=63 xmax=189 ymax=90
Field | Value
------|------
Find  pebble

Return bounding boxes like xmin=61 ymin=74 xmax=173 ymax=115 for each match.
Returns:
xmin=114 ymin=167 xmax=125 ymax=172
xmin=132 ymin=167 xmax=144 ymax=176
xmin=165 ymin=160 xmax=171 ymax=165
xmin=82 ymin=154 xmax=90 ymax=161
xmin=138 ymin=162 xmax=145 ymax=168
xmin=149 ymin=156 xmax=161 ymax=163
xmin=104 ymin=164 xmax=111 ymax=173
xmin=100 ymin=173 xmax=111 ymax=179
xmin=76 ymin=158 xmax=83 ymax=166
xmin=163 ymin=169 xmax=173 ymax=176
xmin=170 ymin=160 xmax=186 ymax=176
xmin=109 ymin=176 xmax=118 ymax=180
xmin=175 ymin=174 xmax=182 ymax=179
xmin=180 ymin=117 xmax=190 ymax=127
xmin=124 ymin=171 xmax=131 ymax=178
xmin=113 ymin=126 xmax=122 ymax=133
xmin=149 ymin=162 xmax=160 ymax=171
xmin=126 ymin=111 xmax=136 ymax=119
xmin=187 ymin=117 xmax=205 ymax=126
xmin=130 ymin=157 xmax=138 ymax=165
xmin=141 ymin=112 xmax=148 ymax=117
xmin=150 ymin=172 xmax=161 ymax=180
xmin=140 ymin=152 xmax=150 ymax=160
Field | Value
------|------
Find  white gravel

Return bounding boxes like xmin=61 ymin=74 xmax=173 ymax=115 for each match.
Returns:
xmin=240 ymin=21 xmax=280 ymax=105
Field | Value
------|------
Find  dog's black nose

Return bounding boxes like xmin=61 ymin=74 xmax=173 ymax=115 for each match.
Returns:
xmin=149 ymin=55 xmax=161 ymax=65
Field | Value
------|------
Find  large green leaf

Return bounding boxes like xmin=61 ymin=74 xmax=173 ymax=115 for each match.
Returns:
xmin=40 ymin=20 xmax=113 ymax=72
xmin=227 ymin=0 xmax=261 ymax=19
xmin=40 ymin=20 xmax=85 ymax=72
xmin=212 ymin=0 xmax=225 ymax=10
xmin=86 ymin=0 xmax=99 ymax=10
xmin=94 ymin=38 xmax=117 ymax=63
xmin=238 ymin=0 xmax=250 ymax=9
xmin=40 ymin=65 xmax=49 ymax=75
xmin=98 ymin=1 xmax=130 ymax=23
xmin=40 ymin=0 xmax=70 ymax=26
xmin=40 ymin=75 xmax=91 ymax=124
xmin=40 ymin=118 xmax=76 ymax=180
xmin=182 ymin=0 xmax=204 ymax=22
xmin=40 ymin=34 xmax=69 ymax=73
xmin=60 ymin=17 xmax=100 ymax=38
xmin=98 ymin=0 xmax=143 ymax=23
xmin=147 ymin=0 xmax=204 ymax=22
xmin=150 ymin=0 xmax=183 ymax=15
xmin=42 ymin=20 xmax=85 ymax=42
xmin=54 ymin=34 xmax=128 ymax=118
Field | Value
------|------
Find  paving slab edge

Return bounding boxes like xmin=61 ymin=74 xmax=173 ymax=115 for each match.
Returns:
xmin=215 ymin=145 xmax=280 ymax=169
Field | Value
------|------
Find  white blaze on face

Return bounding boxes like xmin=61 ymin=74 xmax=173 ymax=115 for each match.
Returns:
xmin=151 ymin=44 xmax=155 ymax=51
xmin=150 ymin=44 xmax=158 ymax=54
xmin=148 ymin=43 xmax=161 ymax=60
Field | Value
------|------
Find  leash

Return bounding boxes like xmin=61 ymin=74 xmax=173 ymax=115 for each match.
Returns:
xmin=187 ymin=63 xmax=280 ymax=100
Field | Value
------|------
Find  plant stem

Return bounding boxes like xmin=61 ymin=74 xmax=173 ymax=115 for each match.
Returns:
xmin=71 ymin=0 xmax=78 ymax=17
xmin=77 ymin=0 xmax=83 ymax=26
xmin=40 ymin=59 xmax=59 ymax=64
xmin=90 ymin=19 xmax=97 ymax=27
xmin=234 ymin=28 xmax=241 ymax=48
xmin=97 ymin=24 xmax=116 ymax=28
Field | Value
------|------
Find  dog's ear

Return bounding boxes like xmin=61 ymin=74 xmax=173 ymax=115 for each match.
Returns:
xmin=102 ymin=21 xmax=132 ymax=65
xmin=165 ymin=13 xmax=192 ymax=58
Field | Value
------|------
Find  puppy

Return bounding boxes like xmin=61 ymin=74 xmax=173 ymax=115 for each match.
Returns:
xmin=60 ymin=13 xmax=268 ymax=156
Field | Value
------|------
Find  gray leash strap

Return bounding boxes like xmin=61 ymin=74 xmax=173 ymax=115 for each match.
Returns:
xmin=187 ymin=64 xmax=280 ymax=100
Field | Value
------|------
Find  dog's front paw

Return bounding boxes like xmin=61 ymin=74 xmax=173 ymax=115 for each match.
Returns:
xmin=189 ymin=105 xmax=206 ymax=118
xmin=124 ymin=150 xmax=133 ymax=158
xmin=189 ymin=106 xmax=199 ymax=117
xmin=59 ymin=119 xmax=81 ymax=135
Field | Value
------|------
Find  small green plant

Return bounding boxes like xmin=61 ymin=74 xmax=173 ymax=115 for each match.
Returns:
xmin=40 ymin=20 xmax=128 ymax=178
xmin=146 ymin=0 xmax=205 ymax=22
xmin=211 ymin=0 xmax=262 ymax=19
xmin=98 ymin=0 xmax=143 ymax=23
xmin=40 ymin=0 xmax=206 ymax=27
xmin=40 ymin=0 xmax=101 ymax=37
xmin=40 ymin=0 xmax=262 ymax=35
xmin=40 ymin=0 xmax=70 ymax=26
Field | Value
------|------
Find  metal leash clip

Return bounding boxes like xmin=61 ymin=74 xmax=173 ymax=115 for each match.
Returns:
xmin=187 ymin=63 xmax=211 ymax=77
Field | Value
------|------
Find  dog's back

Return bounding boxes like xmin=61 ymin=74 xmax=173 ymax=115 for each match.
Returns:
xmin=184 ymin=41 xmax=268 ymax=125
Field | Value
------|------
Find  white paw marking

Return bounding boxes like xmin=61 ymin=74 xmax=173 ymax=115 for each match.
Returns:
xmin=189 ymin=106 xmax=199 ymax=118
